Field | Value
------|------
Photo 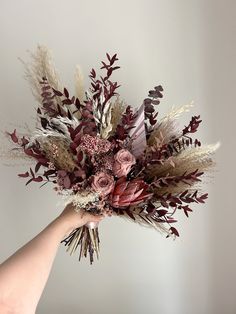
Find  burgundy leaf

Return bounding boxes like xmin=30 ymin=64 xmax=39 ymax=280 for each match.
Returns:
xmin=64 ymin=88 xmax=69 ymax=98
xmin=30 ymin=168 xmax=35 ymax=178
xmin=52 ymin=88 xmax=63 ymax=96
xmin=62 ymin=99 xmax=72 ymax=105
xmin=26 ymin=178 xmax=34 ymax=186
xmin=77 ymin=151 xmax=83 ymax=163
xmin=7 ymin=129 xmax=18 ymax=143
xmin=170 ymin=227 xmax=180 ymax=237
xmin=44 ymin=169 xmax=56 ymax=177
xmin=40 ymin=117 xmax=48 ymax=129
xmin=157 ymin=209 xmax=168 ymax=217
xmin=35 ymin=162 xmax=41 ymax=173
xmin=75 ymin=98 xmax=81 ymax=109
xmin=67 ymin=109 xmax=72 ymax=120
xmin=182 ymin=205 xmax=193 ymax=217
xmin=180 ymin=190 xmax=189 ymax=198
xmin=125 ymin=209 xmax=136 ymax=220
xmin=106 ymin=53 xmax=111 ymax=61
xmin=33 ymin=176 xmax=43 ymax=182
xmin=18 ymin=171 xmax=29 ymax=178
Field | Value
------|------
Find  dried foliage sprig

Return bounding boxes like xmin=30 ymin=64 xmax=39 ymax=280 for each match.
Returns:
xmin=143 ymin=85 xmax=163 ymax=133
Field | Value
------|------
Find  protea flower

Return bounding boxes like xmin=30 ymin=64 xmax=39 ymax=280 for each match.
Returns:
xmin=111 ymin=177 xmax=152 ymax=208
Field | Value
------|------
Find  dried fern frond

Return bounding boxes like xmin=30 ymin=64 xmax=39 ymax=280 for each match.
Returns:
xmin=74 ymin=65 xmax=85 ymax=102
xmin=148 ymin=101 xmax=194 ymax=146
xmin=19 ymin=45 xmax=63 ymax=106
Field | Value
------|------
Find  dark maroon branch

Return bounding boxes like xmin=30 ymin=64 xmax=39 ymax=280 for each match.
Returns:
xmin=115 ymin=106 xmax=137 ymax=141
xmin=151 ymin=169 xmax=205 ymax=188
xmin=89 ymin=53 xmax=120 ymax=109
xmin=143 ymin=85 xmax=164 ymax=135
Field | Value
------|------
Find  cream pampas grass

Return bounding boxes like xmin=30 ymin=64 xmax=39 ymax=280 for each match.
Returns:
xmin=74 ymin=65 xmax=85 ymax=102
xmin=19 ymin=45 xmax=63 ymax=107
xmin=148 ymin=142 xmax=220 ymax=178
xmin=148 ymin=101 xmax=194 ymax=146
xmin=147 ymin=142 xmax=221 ymax=195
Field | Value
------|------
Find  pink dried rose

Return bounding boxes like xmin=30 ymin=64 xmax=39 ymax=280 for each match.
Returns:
xmin=57 ymin=170 xmax=71 ymax=189
xmin=113 ymin=149 xmax=136 ymax=178
xmin=91 ymin=172 xmax=115 ymax=196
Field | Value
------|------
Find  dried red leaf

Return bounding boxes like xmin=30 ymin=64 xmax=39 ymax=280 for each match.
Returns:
xmin=7 ymin=129 xmax=18 ymax=143
xmin=170 ymin=227 xmax=179 ymax=237
xmin=26 ymin=178 xmax=34 ymax=186
xmin=62 ymin=99 xmax=72 ymax=105
xmin=18 ymin=171 xmax=29 ymax=178
xmin=157 ymin=209 xmax=168 ymax=217
xmin=30 ymin=168 xmax=35 ymax=178
xmin=33 ymin=176 xmax=43 ymax=182
xmin=35 ymin=162 xmax=41 ymax=173
xmin=64 ymin=88 xmax=69 ymax=98
xmin=52 ymin=88 xmax=63 ymax=96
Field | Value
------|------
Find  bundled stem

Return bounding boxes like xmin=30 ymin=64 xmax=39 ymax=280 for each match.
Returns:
xmin=61 ymin=225 xmax=100 ymax=264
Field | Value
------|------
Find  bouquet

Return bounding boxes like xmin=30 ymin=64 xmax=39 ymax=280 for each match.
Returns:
xmin=2 ymin=45 xmax=220 ymax=264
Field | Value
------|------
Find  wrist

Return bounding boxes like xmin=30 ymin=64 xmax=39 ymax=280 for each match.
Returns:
xmin=52 ymin=216 xmax=78 ymax=240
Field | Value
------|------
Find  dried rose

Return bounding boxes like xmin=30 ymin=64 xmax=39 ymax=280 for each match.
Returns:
xmin=91 ymin=172 xmax=115 ymax=196
xmin=57 ymin=170 xmax=71 ymax=189
xmin=113 ymin=149 xmax=136 ymax=178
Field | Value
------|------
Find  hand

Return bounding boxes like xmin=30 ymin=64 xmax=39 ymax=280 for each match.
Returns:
xmin=56 ymin=203 xmax=105 ymax=236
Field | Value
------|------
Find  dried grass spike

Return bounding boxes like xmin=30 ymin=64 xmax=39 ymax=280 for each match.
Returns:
xmin=75 ymin=65 xmax=85 ymax=102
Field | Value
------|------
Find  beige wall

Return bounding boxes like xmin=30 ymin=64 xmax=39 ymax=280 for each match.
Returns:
xmin=0 ymin=1 xmax=235 ymax=313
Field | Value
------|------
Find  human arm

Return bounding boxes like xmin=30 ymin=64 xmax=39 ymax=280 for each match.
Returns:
xmin=0 ymin=203 xmax=103 ymax=314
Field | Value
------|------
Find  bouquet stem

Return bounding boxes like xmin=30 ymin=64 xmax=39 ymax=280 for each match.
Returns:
xmin=61 ymin=224 xmax=100 ymax=264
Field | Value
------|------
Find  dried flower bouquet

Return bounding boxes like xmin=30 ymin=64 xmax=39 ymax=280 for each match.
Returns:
xmin=3 ymin=46 xmax=220 ymax=264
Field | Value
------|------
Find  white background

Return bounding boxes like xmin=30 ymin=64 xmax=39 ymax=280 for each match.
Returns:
xmin=0 ymin=1 xmax=235 ymax=313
